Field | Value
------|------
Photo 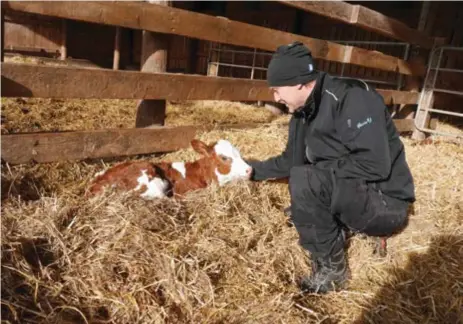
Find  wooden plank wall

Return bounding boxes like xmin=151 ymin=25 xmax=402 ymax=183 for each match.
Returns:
xmin=2 ymin=1 xmax=423 ymax=76
xmin=3 ymin=10 xmax=62 ymax=57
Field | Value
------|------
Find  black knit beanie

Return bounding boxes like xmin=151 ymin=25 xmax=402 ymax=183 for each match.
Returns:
xmin=266 ymin=41 xmax=318 ymax=87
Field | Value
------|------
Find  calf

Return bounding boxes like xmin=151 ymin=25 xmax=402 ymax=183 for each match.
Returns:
xmin=87 ymin=139 xmax=252 ymax=199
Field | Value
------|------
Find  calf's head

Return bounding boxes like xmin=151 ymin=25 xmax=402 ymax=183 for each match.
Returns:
xmin=191 ymin=139 xmax=252 ymax=185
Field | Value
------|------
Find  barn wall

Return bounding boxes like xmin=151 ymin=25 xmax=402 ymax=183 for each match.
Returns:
xmin=3 ymin=1 xmax=463 ymax=88
xmin=4 ymin=10 xmax=62 ymax=57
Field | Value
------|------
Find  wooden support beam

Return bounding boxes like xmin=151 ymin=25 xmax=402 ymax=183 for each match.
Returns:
xmin=1 ymin=63 xmax=420 ymax=104
xmin=60 ymin=19 xmax=67 ymax=60
xmin=135 ymin=0 xmax=171 ymax=128
xmin=279 ymin=1 xmax=438 ymax=49
xmin=0 ymin=118 xmax=437 ymax=165
xmin=113 ymin=26 xmax=120 ymax=70
xmin=412 ymin=90 xmax=434 ymax=140
xmin=1 ymin=11 xmax=4 ymax=62
xmin=1 ymin=125 xmax=197 ymax=164
xmin=1 ymin=1 xmax=425 ymax=76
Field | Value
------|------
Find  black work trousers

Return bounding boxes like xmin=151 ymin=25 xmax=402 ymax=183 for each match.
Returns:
xmin=288 ymin=165 xmax=410 ymax=259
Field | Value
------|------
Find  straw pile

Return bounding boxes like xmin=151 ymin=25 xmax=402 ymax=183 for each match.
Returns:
xmin=2 ymin=56 xmax=463 ymax=324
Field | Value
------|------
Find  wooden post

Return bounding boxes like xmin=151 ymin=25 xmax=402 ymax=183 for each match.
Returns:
xmin=186 ymin=1 xmax=199 ymax=74
xmin=135 ymin=0 xmax=171 ymax=127
xmin=207 ymin=49 xmax=219 ymax=77
xmin=411 ymin=1 xmax=433 ymax=140
xmin=113 ymin=26 xmax=121 ymax=70
xmin=1 ymin=11 xmax=5 ymax=62
xmin=60 ymin=19 xmax=67 ymax=60
xmin=413 ymin=89 xmax=434 ymax=140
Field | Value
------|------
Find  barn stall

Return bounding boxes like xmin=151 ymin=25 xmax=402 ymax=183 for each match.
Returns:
xmin=1 ymin=1 xmax=462 ymax=323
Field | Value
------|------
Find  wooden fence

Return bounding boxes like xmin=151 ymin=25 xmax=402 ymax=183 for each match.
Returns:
xmin=1 ymin=1 xmax=440 ymax=164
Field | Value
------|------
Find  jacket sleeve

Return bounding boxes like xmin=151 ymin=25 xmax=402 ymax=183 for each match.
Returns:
xmin=245 ymin=117 xmax=296 ymax=181
xmin=317 ymin=87 xmax=391 ymax=181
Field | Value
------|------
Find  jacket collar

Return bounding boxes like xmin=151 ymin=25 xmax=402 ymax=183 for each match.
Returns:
xmin=293 ymin=72 xmax=326 ymax=122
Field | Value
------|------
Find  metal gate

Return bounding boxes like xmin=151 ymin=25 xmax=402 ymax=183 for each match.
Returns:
xmin=414 ymin=46 xmax=463 ymax=139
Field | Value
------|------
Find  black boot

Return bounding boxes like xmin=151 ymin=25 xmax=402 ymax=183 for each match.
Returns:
xmin=299 ymin=236 xmax=349 ymax=294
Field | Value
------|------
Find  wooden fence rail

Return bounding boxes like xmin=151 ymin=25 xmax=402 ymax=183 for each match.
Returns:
xmin=1 ymin=126 xmax=197 ymax=164
xmin=1 ymin=118 xmax=437 ymax=165
xmin=279 ymin=1 xmax=438 ymax=49
xmin=1 ymin=63 xmax=420 ymax=104
xmin=2 ymin=1 xmax=425 ymax=76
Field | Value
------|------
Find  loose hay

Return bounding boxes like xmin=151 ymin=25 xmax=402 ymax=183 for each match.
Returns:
xmin=2 ymin=61 xmax=463 ymax=323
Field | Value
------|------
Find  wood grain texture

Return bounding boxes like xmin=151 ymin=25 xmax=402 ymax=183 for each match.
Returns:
xmin=1 ymin=126 xmax=197 ymax=164
xmin=2 ymin=1 xmax=424 ymax=75
xmin=280 ymin=0 xmax=436 ymax=49
xmin=1 ymin=63 xmax=420 ymax=104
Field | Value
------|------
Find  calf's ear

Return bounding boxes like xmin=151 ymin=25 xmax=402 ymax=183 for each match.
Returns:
xmin=191 ymin=139 xmax=213 ymax=156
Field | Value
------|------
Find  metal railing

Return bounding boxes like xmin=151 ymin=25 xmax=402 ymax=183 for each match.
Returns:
xmin=207 ymin=41 xmax=410 ymax=90
xmin=414 ymin=46 xmax=463 ymax=138
xmin=333 ymin=40 xmax=410 ymax=91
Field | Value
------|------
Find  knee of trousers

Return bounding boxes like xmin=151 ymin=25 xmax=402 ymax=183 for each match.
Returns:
xmin=289 ymin=165 xmax=333 ymax=206
xmin=288 ymin=166 xmax=310 ymax=201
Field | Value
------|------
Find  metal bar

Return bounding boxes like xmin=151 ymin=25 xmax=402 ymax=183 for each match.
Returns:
xmin=430 ymin=67 xmax=463 ymax=73
xmin=417 ymin=128 xmax=463 ymax=138
xmin=433 ymin=88 xmax=463 ymax=96
xmin=425 ymin=108 xmax=463 ymax=118
xmin=209 ymin=61 xmax=268 ymax=71
xmin=209 ymin=61 xmax=400 ymax=86
xmin=210 ymin=48 xmax=273 ymax=56
xmin=331 ymin=40 xmax=409 ymax=46
xmin=421 ymin=48 xmax=445 ymax=129
xmin=251 ymin=48 xmax=257 ymax=80
xmin=432 ymin=48 xmax=444 ymax=88
xmin=436 ymin=46 xmax=463 ymax=51
xmin=414 ymin=45 xmax=463 ymax=138
xmin=415 ymin=46 xmax=437 ymax=131
xmin=397 ymin=43 xmax=411 ymax=90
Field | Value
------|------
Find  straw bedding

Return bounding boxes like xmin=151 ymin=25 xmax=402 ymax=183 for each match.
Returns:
xmin=1 ymin=57 xmax=462 ymax=324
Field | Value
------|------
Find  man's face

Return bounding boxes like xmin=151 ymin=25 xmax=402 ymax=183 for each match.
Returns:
xmin=270 ymin=82 xmax=315 ymax=113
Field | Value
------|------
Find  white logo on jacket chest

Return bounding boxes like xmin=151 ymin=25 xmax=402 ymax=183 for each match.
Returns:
xmin=357 ymin=117 xmax=372 ymax=129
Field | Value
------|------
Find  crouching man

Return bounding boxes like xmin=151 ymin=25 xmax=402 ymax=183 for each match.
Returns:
xmin=246 ymin=42 xmax=415 ymax=294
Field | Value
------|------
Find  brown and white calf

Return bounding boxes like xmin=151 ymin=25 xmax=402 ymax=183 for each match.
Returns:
xmin=87 ymin=139 xmax=252 ymax=199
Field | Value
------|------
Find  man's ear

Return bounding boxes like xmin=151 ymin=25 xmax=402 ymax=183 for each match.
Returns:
xmin=191 ymin=139 xmax=213 ymax=156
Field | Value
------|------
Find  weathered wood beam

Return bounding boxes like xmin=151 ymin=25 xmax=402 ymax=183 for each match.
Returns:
xmin=1 ymin=126 xmax=197 ymax=164
xmin=60 ymin=19 xmax=67 ymax=60
xmin=197 ymin=118 xmax=437 ymax=134
xmin=1 ymin=63 xmax=273 ymax=101
xmin=279 ymin=1 xmax=438 ymax=49
xmin=1 ymin=11 xmax=4 ymax=62
xmin=113 ymin=26 xmax=120 ymax=70
xmin=0 ymin=118 xmax=437 ymax=165
xmin=1 ymin=63 xmax=420 ymax=104
xmin=1 ymin=1 xmax=424 ymax=76
xmin=135 ymin=0 xmax=171 ymax=128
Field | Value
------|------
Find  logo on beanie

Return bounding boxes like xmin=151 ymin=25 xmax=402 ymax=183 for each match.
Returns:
xmin=308 ymin=64 xmax=313 ymax=72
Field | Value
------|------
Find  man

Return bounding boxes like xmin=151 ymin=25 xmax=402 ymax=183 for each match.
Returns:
xmin=246 ymin=42 xmax=415 ymax=294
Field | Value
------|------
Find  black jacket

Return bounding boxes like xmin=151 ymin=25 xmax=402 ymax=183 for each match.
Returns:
xmin=248 ymin=72 xmax=415 ymax=202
